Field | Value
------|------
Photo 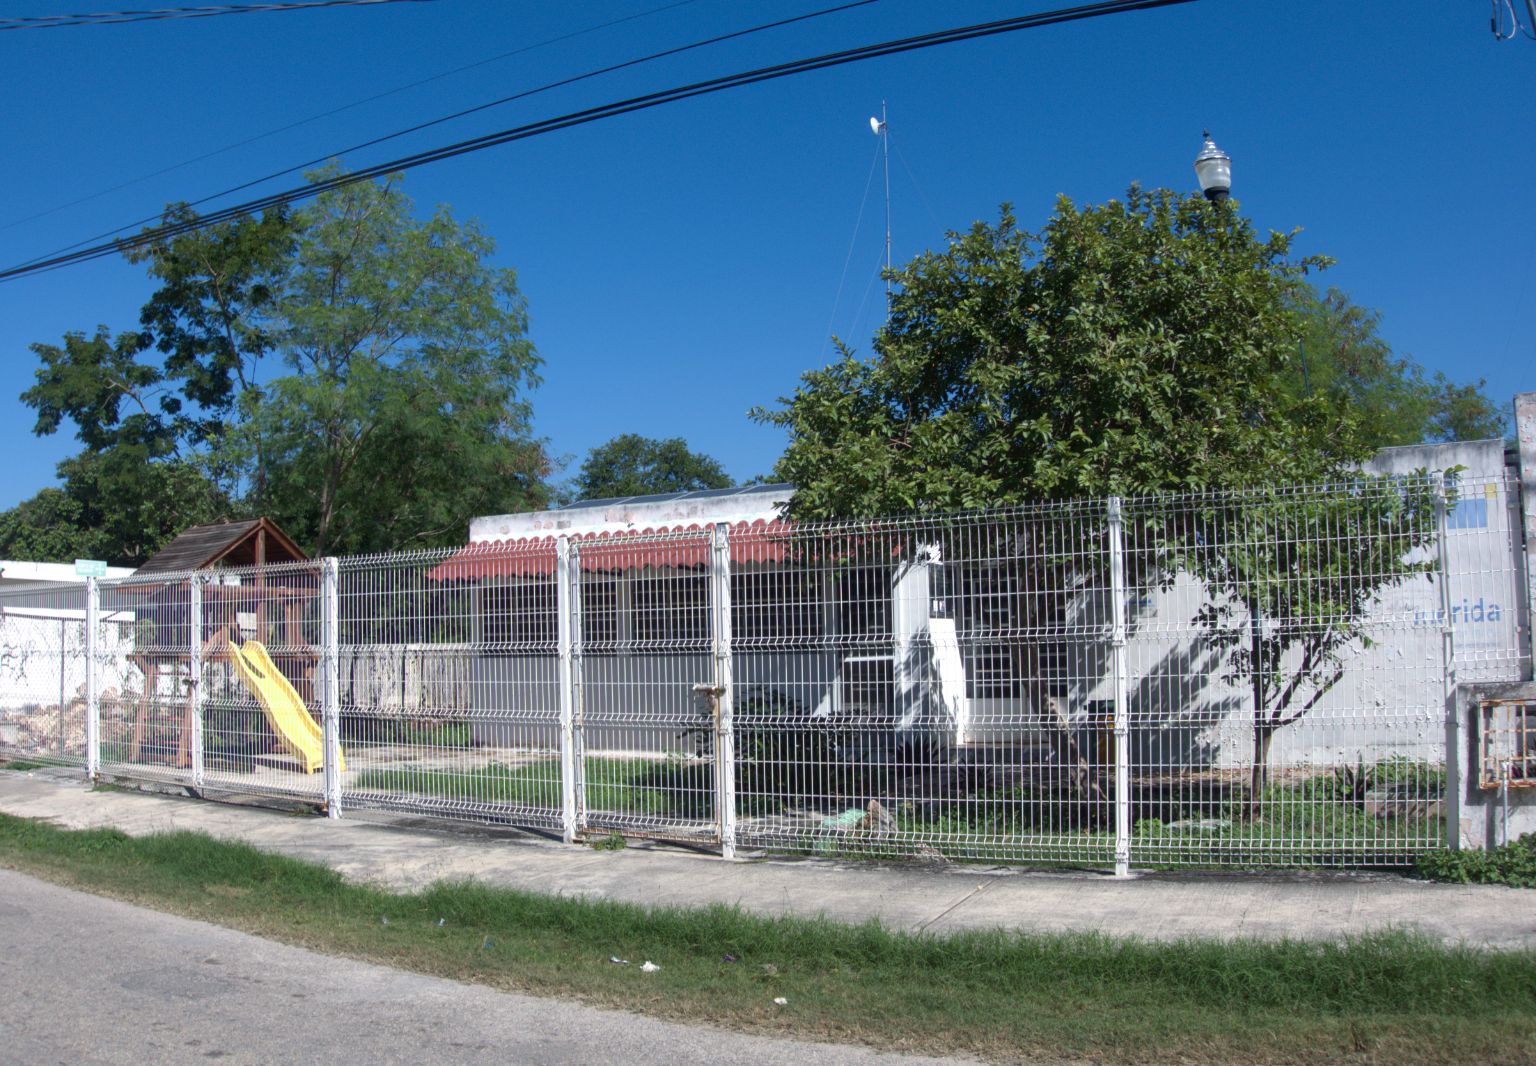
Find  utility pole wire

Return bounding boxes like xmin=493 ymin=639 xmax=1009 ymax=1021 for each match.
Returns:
xmin=0 ymin=0 xmax=1199 ymax=283
xmin=9 ymin=0 xmax=885 ymax=258
xmin=0 ymin=1 xmax=434 ymax=32
xmin=0 ymin=0 xmax=704 ymax=233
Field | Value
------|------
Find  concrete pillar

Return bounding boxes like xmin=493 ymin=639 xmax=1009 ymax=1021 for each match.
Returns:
xmin=1516 ymin=392 xmax=1536 ymax=675
xmin=891 ymin=547 xmax=933 ymax=732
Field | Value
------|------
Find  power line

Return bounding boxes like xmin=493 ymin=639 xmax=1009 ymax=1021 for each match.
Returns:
xmin=16 ymin=0 xmax=885 ymax=261
xmin=0 ymin=0 xmax=705 ymax=232
xmin=0 ymin=1 xmax=434 ymax=32
xmin=0 ymin=0 xmax=1199 ymax=283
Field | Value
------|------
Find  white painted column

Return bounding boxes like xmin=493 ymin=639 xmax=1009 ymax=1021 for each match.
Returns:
xmin=1107 ymin=497 xmax=1131 ymax=878
xmin=188 ymin=576 xmax=205 ymax=789
xmin=711 ymin=523 xmax=737 ymax=860
xmin=556 ymin=537 xmax=579 ymax=844
xmin=321 ymin=558 xmax=343 ymax=819
xmin=891 ymin=548 xmax=933 ymax=731
xmin=1515 ymin=392 xmax=1536 ymax=676
xmin=83 ymin=577 xmax=100 ymax=781
xmin=1436 ymin=476 xmax=1462 ymax=851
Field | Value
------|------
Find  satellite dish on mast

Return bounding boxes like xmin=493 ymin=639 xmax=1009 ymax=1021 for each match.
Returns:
xmin=869 ymin=115 xmax=884 ymax=136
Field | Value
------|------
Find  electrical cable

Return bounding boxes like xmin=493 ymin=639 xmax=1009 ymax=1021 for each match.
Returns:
xmin=891 ymin=138 xmax=944 ymax=238
xmin=1492 ymin=0 xmax=1517 ymax=40
xmin=0 ymin=0 xmax=1198 ymax=283
xmin=0 ymin=1 xmax=434 ymax=32
xmin=820 ymin=136 xmax=884 ymax=361
xmin=0 ymin=0 xmax=705 ymax=233
xmin=9 ymin=0 xmax=885 ymax=256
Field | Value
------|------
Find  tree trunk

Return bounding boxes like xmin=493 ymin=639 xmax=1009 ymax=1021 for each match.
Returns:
xmin=1249 ymin=721 xmax=1274 ymax=820
xmin=1248 ymin=611 xmax=1268 ymax=819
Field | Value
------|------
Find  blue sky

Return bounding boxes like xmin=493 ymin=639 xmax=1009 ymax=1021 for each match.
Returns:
xmin=0 ymin=0 xmax=1531 ymax=512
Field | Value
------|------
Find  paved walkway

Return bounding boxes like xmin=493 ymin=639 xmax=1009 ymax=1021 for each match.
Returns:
xmin=1 ymin=868 xmax=976 ymax=1066
xmin=2 ymin=769 xmax=1532 ymax=949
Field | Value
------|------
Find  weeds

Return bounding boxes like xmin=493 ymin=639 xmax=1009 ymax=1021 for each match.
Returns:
xmin=1416 ymin=833 xmax=1536 ymax=888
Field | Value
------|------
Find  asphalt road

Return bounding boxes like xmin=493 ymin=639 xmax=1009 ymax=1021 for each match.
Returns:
xmin=0 ymin=868 xmax=978 ymax=1066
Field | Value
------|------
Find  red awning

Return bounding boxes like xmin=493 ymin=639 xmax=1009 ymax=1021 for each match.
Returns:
xmin=425 ymin=519 xmax=797 ymax=582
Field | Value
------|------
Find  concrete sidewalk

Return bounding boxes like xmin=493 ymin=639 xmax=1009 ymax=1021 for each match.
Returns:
xmin=2 ymin=769 xmax=1532 ymax=949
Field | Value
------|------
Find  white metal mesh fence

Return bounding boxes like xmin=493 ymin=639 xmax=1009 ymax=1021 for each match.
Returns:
xmin=2 ymin=475 xmax=1526 ymax=871
xmin=335 ymin=544 xmax=563 ymax=830
xmin=0 ymin=581 xmax=93 ymax=768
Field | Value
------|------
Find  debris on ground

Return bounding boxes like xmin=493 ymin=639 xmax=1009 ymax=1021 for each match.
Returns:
xmin=912 ymin=842 xmax=949 ymax=865
xmin=640 ymin=960 xmax=660 ymax=973
xmin=858 ymin=799 xmax=896 ymax=834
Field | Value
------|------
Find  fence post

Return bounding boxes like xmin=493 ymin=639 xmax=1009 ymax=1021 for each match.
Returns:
xmin=1435 ymin=476 xmax=1462 ymax=851
xmin=84 ymin=576 xmax=100 ymax=781
xmin=188 ymin=575 xmax=205 ymax=788
xmin=1107 ymin=497 xmax=1131 ymax=877
xmin=1515 ymin=392 xmax=1536 ymax=675
xmin=710 ymin=522 xmax=737 ymax=860
xmin=556 ymin=536 xmax=579 ymax=844
xmin=321 ymin=558 xmax=343 ymax=819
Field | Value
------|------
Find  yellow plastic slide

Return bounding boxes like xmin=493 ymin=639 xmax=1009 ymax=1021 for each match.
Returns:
xmin=229 ymin=640 xmax=344 ymax=774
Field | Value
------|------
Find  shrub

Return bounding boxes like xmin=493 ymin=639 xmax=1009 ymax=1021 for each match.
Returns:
xmin=1415 ymin=833 xmax=1536 ymax=888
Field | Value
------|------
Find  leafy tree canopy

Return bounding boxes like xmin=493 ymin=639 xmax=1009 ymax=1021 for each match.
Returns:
xmin=758 ymin=188 xmax=1361 ymax=519
xmin=758 ymin=187 xmax=1501 ymax=521
xmin=6 ymin=170 xmax=547 ymax=563
xmin=754 ymin=188 xmax=1455 ymax=803
xmin=569 ymin=434 xmax=732 ymax=501
xmin=1287 ymin=286 xmax=1507 ymax=447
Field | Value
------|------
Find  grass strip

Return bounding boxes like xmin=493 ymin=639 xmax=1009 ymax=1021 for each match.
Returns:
xmin=1 ymin=813 xmax=1533 ymax=1065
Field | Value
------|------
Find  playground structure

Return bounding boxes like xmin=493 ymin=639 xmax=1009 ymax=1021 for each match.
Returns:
xmin=116 ymin=519 xmax=339 ymax=773
xmin=122 ymin=584 xmax=334 ymax=771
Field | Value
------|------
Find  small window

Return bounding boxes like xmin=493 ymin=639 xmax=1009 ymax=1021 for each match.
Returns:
xmin=955 ymin=562 xmax=1018 ymax=637
xmin=483 ymin=580 xmax=557 ymax=650
xmin=840 ymin=657 xmax=893 ymax=719
xmin=731 ymin=568 xmax=820 ymax=643
xmin=834 ymin=565 xmax=890 ymax=639
xmin=579 ymin=576 xmax=619 ymax=648
xmin=965 ymin=648 xmax=1019 ymax=700
xmin=633 ymin=573 xmax=708 ymax=646
xmin=1480 ymin=700 xmax=1536 ymax=789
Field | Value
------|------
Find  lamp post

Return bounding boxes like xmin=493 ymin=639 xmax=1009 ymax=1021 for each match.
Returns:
xmin=1193 ymin=130 xmax=1231 ymax=203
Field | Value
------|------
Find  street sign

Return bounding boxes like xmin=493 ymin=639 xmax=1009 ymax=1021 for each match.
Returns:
xmin=74 ymin=559 xmax=107 ymax=578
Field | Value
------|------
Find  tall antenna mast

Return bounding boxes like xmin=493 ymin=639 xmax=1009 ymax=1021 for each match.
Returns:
xmin=870 ymin=102 xmax=891 ymax=318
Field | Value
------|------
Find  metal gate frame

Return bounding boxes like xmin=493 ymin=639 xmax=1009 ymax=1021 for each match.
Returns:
xmin=565 ymin=526 xmax=733 ymax=850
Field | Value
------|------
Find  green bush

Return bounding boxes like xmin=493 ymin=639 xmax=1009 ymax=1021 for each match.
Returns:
xmin=1416 ymin=833 xmax=1536 ymax=888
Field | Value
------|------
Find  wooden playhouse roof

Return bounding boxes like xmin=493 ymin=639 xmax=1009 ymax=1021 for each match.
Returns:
xmin=134 ymin=518 xmax=308 ymax=576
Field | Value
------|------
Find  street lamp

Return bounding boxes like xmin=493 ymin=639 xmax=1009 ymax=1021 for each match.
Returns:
xmin=1193 ymin=130 xmax=1231 ymax=202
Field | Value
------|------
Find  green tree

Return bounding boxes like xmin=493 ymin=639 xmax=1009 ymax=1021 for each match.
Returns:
xmin=0 ymin=488 xmax=96 ymax=563
xmin=236 ymin=175 xmax=547 ymax=553
xmin=758 ymin=190 xmax=1358 ymax=517
xmin=7 ymin=326 xmax=233 ymax=565
xmin=8 ymin=170 xmax=547 ymax=560
xmin=1289 ymin=286 xmax=1506 ymax=447
xmin=1171 ymin=482 xmax=1439 ymax=804
xmin=570 ymin=434 xmax=732 ymax=501
xmin=756 ymin=189 xmax=1442 ymax=812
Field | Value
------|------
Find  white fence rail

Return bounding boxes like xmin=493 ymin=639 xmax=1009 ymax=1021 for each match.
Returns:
xmin=2 ymin=475 xmax=1528 ymax=872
